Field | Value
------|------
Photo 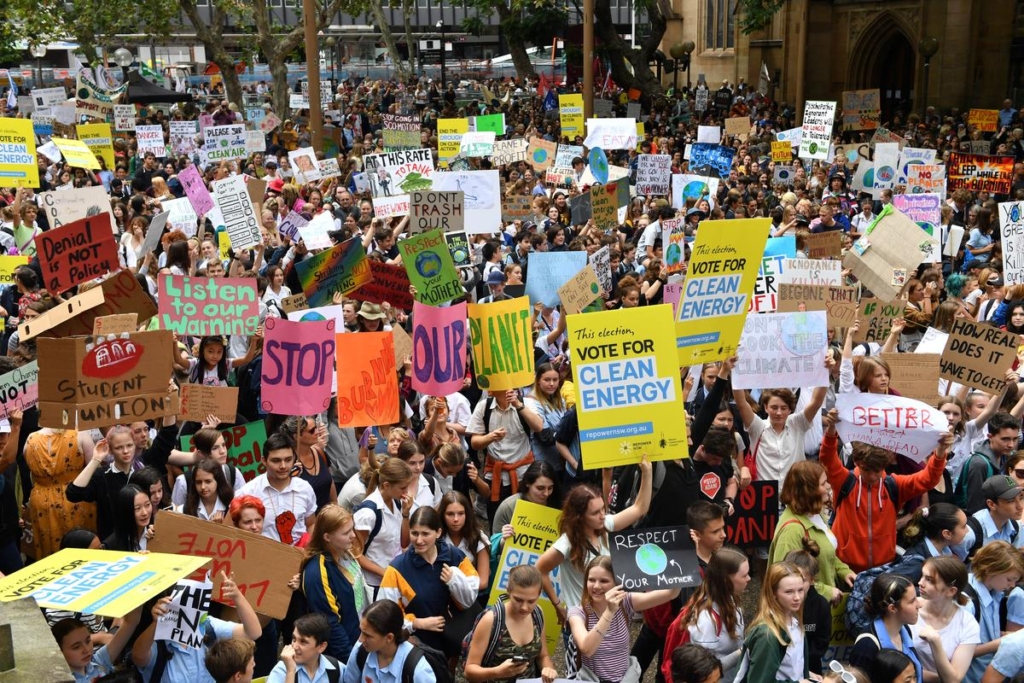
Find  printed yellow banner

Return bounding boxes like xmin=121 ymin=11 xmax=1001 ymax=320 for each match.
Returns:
xmin=568 ymin=305 xmax=688 ymax=469
xmin=76 ymin=122 xmax=115 ymax=171
xmin=0 ymin=256 xmax=29 ymax=285
xmin=488 ymin=499 xmax=561 ymax=651
xmin=771 ymin=141 xmax=792 ymax=163
xmin=438 ymin=118 xmax=469 ymax=166
xmin=675 ymin=218 xmax=769 ymax=365
xmin=968 ymin=108 xmax=999 ymax=133
xmin=0 ymin=548 xmax=211 ymax=617
xmin=468 ymin=296 xmax=534 ymax=391
xmin=52 ymin=137 xmax=101 ymax=170
xmin=0 ymin=118 xmax=40 ymax=187
xmin=560 ymin=94 xmax=584 ymax=138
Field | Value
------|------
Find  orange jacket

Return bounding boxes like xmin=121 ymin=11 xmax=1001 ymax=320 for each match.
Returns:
xmin=819 ymin=432 xmax=944 ymax=573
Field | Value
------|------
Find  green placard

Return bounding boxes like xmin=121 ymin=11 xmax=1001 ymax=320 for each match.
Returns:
xmin=179 ymin=420 xmax=267 ymax=482
xmin=398 ymin=229 xmax=465 ymax=306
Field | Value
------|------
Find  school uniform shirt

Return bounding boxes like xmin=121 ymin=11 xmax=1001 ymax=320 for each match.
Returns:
xmin=466 ymin=398 xmax=532 ymax=487
xmin=140 ymin=616 xmax=236 ymax=683
xmin=237 ymin=473 xmax=317 ymax=546
xmin=353 ymin=489 xmax=405 ymax=587
xmin=956 ymin=508 xmax=1024 ymax=555
xmin=173 ymin=496 xmax=228 ymax=521
xmin=268 ymin=653 xmax=338 ymax=683
xmin=410 ymin=473 xmax=441 ymax=513
xmin=302 ymin=553 xmax=366 ymax=660
xmin=72 ymin=642 xmax=114 ymax=683
xmin=747 ymin=412 xmax=811 ymax=485
xmin=378 ymin=541 xmax=480 ymax=632
xmin=990 ymin=629 xmax=1024 ymax=680
xmin=551 ymin=516 xmax=615 ymax=609
xmin=170 ymin=465 xmax=246 ymax=508
xmin=688 ymin=603 xmax=744 ymax=683
xmin=342 ymin=641 xmax=436 ymax=683
xmin=966 ymin=573 xmax=1002 ymax=683
xmin=777 ymin=619 xmax=806 ymax=683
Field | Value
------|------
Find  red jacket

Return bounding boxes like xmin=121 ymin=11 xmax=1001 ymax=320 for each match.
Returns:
xmin=819 ymin=432 xmax=944 ymax=573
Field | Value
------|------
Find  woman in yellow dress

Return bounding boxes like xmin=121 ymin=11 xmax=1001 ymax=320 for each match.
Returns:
xmin=24 ymin=428 xmax=96 ymax=559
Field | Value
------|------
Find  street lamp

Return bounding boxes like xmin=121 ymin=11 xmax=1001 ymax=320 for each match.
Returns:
xmin=680 ymin=40 xmax=695 ymax=91
xmin=325 ymin=36 xmax=336 ymax=91
xmin=918 ymin=37 xmax=939 ymax=120
xmin=436 ymin=19 xmax=446 ymax=93
xmin=29 ymin=44 xmax=46 ymax=87
xmin=113 ymin=47 xmax=134 ymax=85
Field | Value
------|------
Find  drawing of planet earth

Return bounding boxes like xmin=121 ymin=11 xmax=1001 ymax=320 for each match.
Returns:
xmin=416 ymin=252 xmax=443 ymax=279
xmin=682 ymin=181 xmax=709 ymax=202
xmin=636 ymin=543 xmax=667 ymax=575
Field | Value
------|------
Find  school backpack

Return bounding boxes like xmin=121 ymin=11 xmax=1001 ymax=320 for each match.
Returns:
xmin=661 ymin=606 xmax=721 ymax=683
xmin=954 ymin=452 xmax=997 ymax=510
xmin=963 ymin=580 xmax=1010 ymax=633
xmin=324 ymin=655 xmax=342 ymax=683
xmin=844 ymin=550 xmax=926 ymax=636
xmin=829 ymin=470 xmax=899 ymax=527
xmin=965 ymin=515 xmax=1020 ymax=560
xmin=355 ymin=641 xmax=453 ymax=683
xmin=353 ymin=498 xmax=393 ymax=549
xmin=458 ymin=598 xmax=543 ymax=670
xmin=234 ymin=353 xmax=265 ymax=423
xmin=608 ymin=460 xmax=667 ymax=523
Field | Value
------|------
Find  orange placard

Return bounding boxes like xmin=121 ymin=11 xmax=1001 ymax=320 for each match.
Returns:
xmin=335 ymin=331 xmax=399 ymax=427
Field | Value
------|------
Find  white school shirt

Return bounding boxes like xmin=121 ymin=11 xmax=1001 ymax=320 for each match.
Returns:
xmin=237 ymin=473 xmax=317 ymax=545
xmin=353 ymin=488 xmax=404 ymax=587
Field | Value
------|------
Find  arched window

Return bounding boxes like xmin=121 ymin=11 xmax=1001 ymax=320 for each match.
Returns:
xmin=705 ymin=0 xmax=736 ymax=50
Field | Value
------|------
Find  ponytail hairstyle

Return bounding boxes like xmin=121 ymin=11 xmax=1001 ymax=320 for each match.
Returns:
xmin=365 ymin=457 xmax=413 ymax=497
xmin=902 ymin=503 xmax=965 ymax=546
xmin=922 ymin=556 xmax=970 ymax=606
xmin=362 ymin=599 xmax=408 ymax=644
xmin=864 ymin=573 xmax=915 ymax=619
xmin=678 ymin=547 xmax=747 ymax=640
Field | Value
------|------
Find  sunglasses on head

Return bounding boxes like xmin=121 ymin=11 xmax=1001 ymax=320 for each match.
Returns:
xmin=829 ymin=660 xmax=856 ymax=683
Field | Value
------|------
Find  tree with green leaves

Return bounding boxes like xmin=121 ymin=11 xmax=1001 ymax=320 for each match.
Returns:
xmin=592 ymin=0 xmax=665 ymax=100
xmin=461 ymin=0 xmax=567 ymax=81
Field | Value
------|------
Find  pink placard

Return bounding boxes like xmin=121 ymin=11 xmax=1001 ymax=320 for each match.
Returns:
xmin=179 ymin=165 xmax=215 ymax=217
xmin=410 ymin=301 xmax=467 ymax=396
xmin=198 ymin=113 xmax=215 ymax=131
xmin=261 ymin=317 xmax=337 ymax=415
xmin=664 ymin=283 xmax=683 ymax=318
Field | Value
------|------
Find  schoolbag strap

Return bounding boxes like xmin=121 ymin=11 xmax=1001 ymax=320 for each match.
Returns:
xmin=402 ymin=646 xmax=424 ymax=683
xmin=835 ymin=472 xmax=858 ymax=508
xmin=778 ymin=518 xmax=809 ymax=540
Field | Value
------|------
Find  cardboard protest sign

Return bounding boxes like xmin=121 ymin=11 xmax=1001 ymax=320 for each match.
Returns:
xmin=31 ymin=86 xmax=66 ymax=109
xmin=20 ymin=269 xmax=156 ymax=342
xmin=662 ymin=219 xmax=687 ymax=275
xmin=825 ymin=286 xmax=859 ymax=328
xmin=947 ymin=152 xmax=1014 ymax=194
xmin=804 ymin=231 xmax=842 ymax=259
xmin=939 ymin=318 xmax=1018 ymax=393
xmin=93 ymin=314 xmax=138 ymax=336
xmin=897 ymin=147 xmax=937 ymax=184
xmin=528 ymin=139 xmax=557 ymax=171
xmin=525 ymin=252 xmax=588 ymax=308
xmin=38 ymin=330 xmax=177 ymax=430
xmin=879 ymin=353 xmax=940 ymax=403
xmin=609 ymin=527 xmax=701 ymax=590
xmin=363 ymin=149 xmax=435 ymax=218
xmin=114 ymin=105 xmax=135 ymax=131
xmin=841 ymin=89 xmax=880 ymax=131
xmin=0 ymin=548 xmax=210 ymax=618
xmin=135 ymin=125 xmax=165 ymax=157
xmin=491 ymin=139 xmax=528 ymax=166
xmin=296 ymin=212 xmax=334 ymax=250
xmin=438 ymin=118 xmax=469 ymax=165
xmin=487 ymin=499 xmax=562 ymax=651
xmin=280 ymin=293 xmax=309 ymax=315
xmin=0 ymin=255 xmax=29 ymax=286
xmin=635 ymin=155 xmax=672 ymax=196
xmin=733 ymin=312 xmax=829 ymax=390
xmin=180 ymin=385 xmax=238 ymax=424
xmin=75 ymin=123 xmax=114 ymax=170
xmin=410 ymin=191 xmax=464 ymax=235
xmin=724 ymin=116 xmax=750 ymax=138
xmin=502 ymin=195 xmax=533 ymax=224
xmin=468 ymin=297 xmax=534 ymax=391
xmin=288 ymin=147 xmax=321 ymax=183
xmin=968 ymin=108 xmax=999 ymax=132
xmin=204 ymin=124 xmax=246 ymax=161
xmin=569 ymin=305 xmax=687 ymax=469
xmin=155 ymin=576 xmax=212 ymax=648
xmin=672 ymin=174 xmax=719 ymax=211
xmin=335 ymin=332 xmax=399 ymax=427
xmin=261 ymin=318 xmax=336 ymax=415
xmin=777 ymin=284 xmax=826 ymax=312
xmin=558 ymin=265 xmax=601 ymax=315
xmin=36 ymin=215 xmax=119 ymax=293
xmin=771 ymin=140 xmax=792 ymax=163
xmin=159 ymin=276 xmax=259 ymax=336
xmin=843 ymin=205 xmax=928 ymax=302
xmin=382 ymin=113 xmax=421 ymax=150
xmin=915 ymin=327 xmax=949 ymax=355
xmin=212 ymin=175 xmax=261 ymax=249
xmin=399 ymin=229 xmax=464 ymax=306
xmin=835 ymin=393 xmax=948 ymax=463
xmin=295 ymin=237 xmax=372 ymax=308
xmin=180 ymin=421 xmax=267 ymax=482
xmin=726 ymin=481 xmax=779 ymax=548
xmin=162 ymin=197 xmax=199 ymax=236
xmin=583 ymin=118 xmax=638 ymax=150
xmin=801 ymin=101 xmax=836 ymax=160
xmin=853 ymin=298 xmax=905 ymax=343
xmin=178 ymin=164 xmax=215 ymax=217
xmin=0 ymin=360 xmax=39 ymax=419
xmin=431 ymin=170 xmax=502 ymax=234
xmin=675 ymin=219 xmax=769 ymax=365
xmin=39 ymin=185 xmax=115 ymax=234
xmin=169 ymin=120 xmax=199 ymax=156
xmin=559 ymin=94 xmax=584 ymax=137
xmin=352 ymin=261 xmax=415 ymax=310
xmin=907 ymin=164 xmax=945 ymax=194
xmin=150 ymin=512 xmax=303 ymax=619
xmin=892 ymin=193 xmax=942 ymax=263
xmin=411 ymin=301 xmax=467 ymax=396
xmin=1000 ymin=201 xmax=1024 ymax=285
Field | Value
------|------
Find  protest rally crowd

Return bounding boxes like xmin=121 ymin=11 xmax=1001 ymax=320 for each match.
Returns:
xmin=4 ymin=57 xmax=1024 ymax=683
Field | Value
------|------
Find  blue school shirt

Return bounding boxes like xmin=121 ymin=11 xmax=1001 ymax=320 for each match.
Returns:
xmin=342 ymin=642 xmax=436 ymax=683
xmin=268 ymin=654 xmax=338 ymax=683
xmin=965 ymin=574 xmax=1002 ymax=683
xmin=140 ymin=616 xmax=237 ymax=683
xmin=74 ymin=644 xmax=114 ymax=683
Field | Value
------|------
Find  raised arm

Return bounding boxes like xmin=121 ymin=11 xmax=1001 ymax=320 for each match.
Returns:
xmin=611 ymin=454 xmax=652 ymax=531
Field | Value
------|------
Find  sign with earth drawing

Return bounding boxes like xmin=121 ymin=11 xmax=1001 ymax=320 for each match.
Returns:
xmin=609 ymin=526 xmax=702 ymax=590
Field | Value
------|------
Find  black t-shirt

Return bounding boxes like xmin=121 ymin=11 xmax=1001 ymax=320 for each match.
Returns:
xmin=645 ymin=457 xmax=734 ymax=528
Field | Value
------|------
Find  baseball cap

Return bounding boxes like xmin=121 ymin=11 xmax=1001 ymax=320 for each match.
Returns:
xmin=988 ymin=274 xmax=1005 ymax=287
xmin=982 ymin=475 xmax=1023 ymax=501
xmin=486 ymin=270 xmax=507 ymax=285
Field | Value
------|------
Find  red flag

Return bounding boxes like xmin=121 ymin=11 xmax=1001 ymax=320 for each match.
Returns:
xmin=538 ymin=72 xmax=549 ymax=97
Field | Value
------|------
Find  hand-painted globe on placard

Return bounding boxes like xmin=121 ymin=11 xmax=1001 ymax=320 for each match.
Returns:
xmin=876 ymin=166 xmax=895 ymax=183
xmin=450 ymin=246 xmax=469 ymax=264
xmin=416 ymin=252 xmax=443 ymax=279
xmin=682 ymin=181 xmax=709 ymax=202
xmin=636 ymin=543 xmax=668 ymax=575
xmin=781 ymin=311 xmax=827 ymax=356
xmin=532 ymin=148 xmax=549 ymax=165
xmin=298 ymin=312 xmax=327 ymax=322
xmin=665 ymin=242 xmax=683 ymax=267
xmin=862 ymin=168 xmax=876 ymax=188
xmin=589 ymin=147 xmax=609 ymax=185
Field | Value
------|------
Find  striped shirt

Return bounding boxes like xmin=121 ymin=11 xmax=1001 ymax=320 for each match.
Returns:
xmin=568 ymin=593 xmax=635 ymax=682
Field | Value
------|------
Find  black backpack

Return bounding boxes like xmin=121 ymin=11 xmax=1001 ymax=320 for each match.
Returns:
xmin=965 ymin=515 xmax=1020 ymax=560
xmin=234 ymin=353 xmax=264 ymax=423
xmin=608 ymin=460 xmax=667 ymax=524
xmin=354 ymin=642 xmax=452 ymax=683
